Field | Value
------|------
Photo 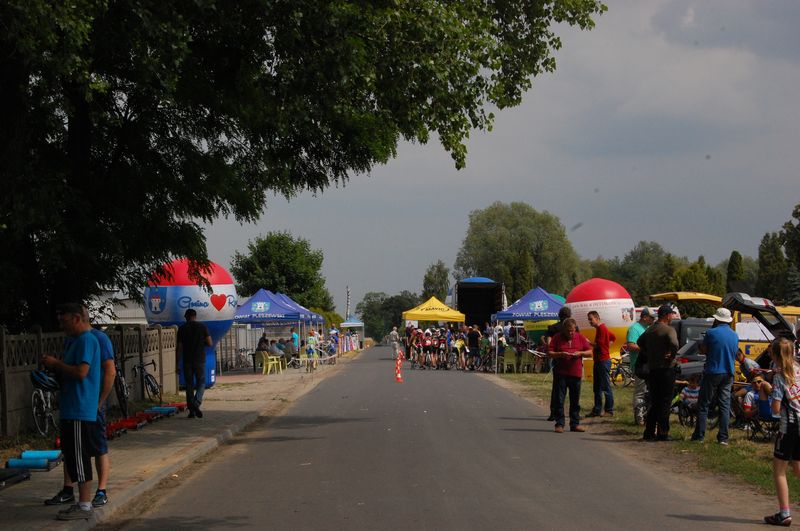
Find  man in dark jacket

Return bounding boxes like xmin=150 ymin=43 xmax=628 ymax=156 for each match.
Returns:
xmin=637 ymin=304 xmax=679 ymax=441
xmin=177 ymin=309 xmax=212 ymax=418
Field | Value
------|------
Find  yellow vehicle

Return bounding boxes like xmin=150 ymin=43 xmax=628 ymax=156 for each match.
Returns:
xmin=649 ymin=292 xmax=800 ymax=359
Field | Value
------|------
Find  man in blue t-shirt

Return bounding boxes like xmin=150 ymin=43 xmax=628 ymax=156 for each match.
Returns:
xmin=691 ymin=308 xmax=740 ymax=445
xmin=42 ymin=303 xmax=101 ymax=520
xmin=46 ymin=306 xmax=117 ymax=509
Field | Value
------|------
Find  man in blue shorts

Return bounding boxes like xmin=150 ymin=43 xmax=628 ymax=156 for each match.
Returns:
xmin=46 ymin=306 xmax=116 ymax=509
xmin=42 ymin=303 xmax=101 ymax=520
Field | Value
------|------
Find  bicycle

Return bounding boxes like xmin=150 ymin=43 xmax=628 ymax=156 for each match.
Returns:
xmin=113 ymin=354 xmax=131 ymax=418
xmin=610 ymin=353 xmax=634 ymax=387
xmin=132 ymin=360 xmax=162 ymax=404
xmin=30 ymin=370 xmax=59 ymax=437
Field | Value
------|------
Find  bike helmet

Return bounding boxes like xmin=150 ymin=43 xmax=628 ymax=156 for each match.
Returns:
xmin=30 ymin=369 xmax=59 ymax=392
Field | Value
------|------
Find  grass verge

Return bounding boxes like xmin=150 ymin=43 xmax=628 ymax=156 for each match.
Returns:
xmin=501 ymin=372 xmax=800 ymax=503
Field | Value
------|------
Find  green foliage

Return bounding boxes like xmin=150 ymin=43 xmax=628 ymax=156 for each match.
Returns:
xmin=310 ymin=307 xmax=344 ymax=329
xmin=667 ymin=256 xmax=725 ymax=317
xmin=756 ymin=232 xmax=788 ymax=303
xmin=355 ymin=290 xmax=419 ymax=339
xmin=454 ymin=202 xmax=581 ymax=301
xmin=781 ymin=203 xmax=800 ymax=267
xmin=422 ymin=260 xmax=450 ymax=301
xmin=725 ymin=250 xmax=745 ymax=293
xmin=786 ymin=266 xmax=800 ymax=306
xmin=0 ymin=0 xmax=606 ymax=330
xmin=230 ymin=231 xmax=334 ymax=311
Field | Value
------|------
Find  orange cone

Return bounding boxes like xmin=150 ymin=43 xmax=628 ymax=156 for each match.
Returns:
xmin=395 ymin=369 xmax=403 ymax=383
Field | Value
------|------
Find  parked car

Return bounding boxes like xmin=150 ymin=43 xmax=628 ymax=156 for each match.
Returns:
xmin=676 ymin=292 xmax=797 ymax=380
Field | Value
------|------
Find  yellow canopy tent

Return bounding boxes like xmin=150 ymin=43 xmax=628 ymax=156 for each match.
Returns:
xmin=402 ymin=297 xmax=465 ymax=322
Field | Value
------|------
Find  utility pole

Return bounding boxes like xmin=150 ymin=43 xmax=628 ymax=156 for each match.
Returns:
xmin=346 ymin=285 xmax=351 ymax=318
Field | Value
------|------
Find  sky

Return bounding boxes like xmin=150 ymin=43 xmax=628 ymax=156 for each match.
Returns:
xmin=203 ymin=1 xmax=800 ymax=315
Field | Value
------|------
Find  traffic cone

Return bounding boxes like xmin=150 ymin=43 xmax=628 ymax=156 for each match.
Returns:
xmin=395 ymin=368 xmax=403 ymax=383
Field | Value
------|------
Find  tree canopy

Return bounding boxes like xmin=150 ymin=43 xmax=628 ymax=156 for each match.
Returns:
xmin=230 ymin=231 xmax=334 ymax=311
xmin=422 ymin=260 xmax=450 ymax=302
xmin=356 ymin=290 xmax=420 ymax=339
xmin=0 ymin=0 xmax=606 ymax=329
xmin=455 ymin=202 xmax=582 ymax=301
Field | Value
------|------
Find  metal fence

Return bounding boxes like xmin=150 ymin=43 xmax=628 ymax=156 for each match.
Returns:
xmin=0 ymin=325 xmax=177 ymax=437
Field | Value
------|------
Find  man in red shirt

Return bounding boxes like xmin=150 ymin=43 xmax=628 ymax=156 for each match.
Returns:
xmin=587 ymin=311 xmax=616 ymax=417
xmin=548 ymin=318 xmax=593 ymax=433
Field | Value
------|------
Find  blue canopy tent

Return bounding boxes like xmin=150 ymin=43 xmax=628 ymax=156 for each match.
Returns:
xmin=493 ymin=287 xmax=564 ymax=322
xmin=274 ymin=293 xmax=324 ymax=325
xmin=234 ymin=289 xmax=303 ymax=322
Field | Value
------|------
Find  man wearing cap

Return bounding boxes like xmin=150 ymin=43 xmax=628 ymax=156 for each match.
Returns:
xmin=42 ymin=303 xmax=101 ymax=520
xmin=389 ymin=326 xmax=400 ymax=358
xmin=176 ymin=309 xmax=212 ymax=418
xmin=691 ymin=307 xmax=740 ymax=445
xmin=637 ymin=304 xmax=680 ymax=440
xmin=626 ymin=308 xmax=655 ymax=425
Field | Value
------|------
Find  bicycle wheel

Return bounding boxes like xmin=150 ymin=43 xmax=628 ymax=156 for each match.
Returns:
xmin=32 ymin=389 xmax=49 ymax=436
xmin=622 ymin=368 xmax=634 ymax=387
xmin=115 ymin=374 xmax=130 ymax=418
xmin=144 ymin=373 xmax=162 ymax=404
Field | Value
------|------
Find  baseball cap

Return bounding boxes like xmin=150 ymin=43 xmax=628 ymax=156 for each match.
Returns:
xmin=657 ymin=304 xmax=677 ymax=318
xmin=639 ymin=307 xmax=654 ymax=319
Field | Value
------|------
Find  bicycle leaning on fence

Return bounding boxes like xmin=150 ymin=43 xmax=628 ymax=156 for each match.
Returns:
xmin=30 ymin=369 xmax=60 ymax=437
xmin=130 ymin=359 xmax=162 ymax=405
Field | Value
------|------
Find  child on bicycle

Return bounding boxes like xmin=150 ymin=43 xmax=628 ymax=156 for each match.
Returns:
xmin=765 ymin=337 xmax=800 ymax=526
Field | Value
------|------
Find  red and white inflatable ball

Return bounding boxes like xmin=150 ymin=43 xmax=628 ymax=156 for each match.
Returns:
xmin=144 ymin=258 xmax=237 ymax=339
xmin=565 ymin=278 xmax=635 ymax=355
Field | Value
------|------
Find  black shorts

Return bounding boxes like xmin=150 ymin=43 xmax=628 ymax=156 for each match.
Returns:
xmin=774 ymin=428 xmax=800 ymax=461
xmin=61 ymin=420 xmax=101 ymax=483
xmin=88 ymin=406 xmax=109 ymax=456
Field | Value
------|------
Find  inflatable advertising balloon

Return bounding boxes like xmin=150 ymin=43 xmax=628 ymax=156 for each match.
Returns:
xmin=565 ymin=278 xmax=635 ymax=357
xmin=143 ymin=259 xmax=237 ymax=388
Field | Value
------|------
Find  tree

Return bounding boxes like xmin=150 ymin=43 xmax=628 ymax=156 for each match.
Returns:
xmin=0 ymin=1 xmax=606 ymax=330
xmin=725 ymin=250 xmax=745 ymax=293
xmin=781 ymin=203 xmax=800 ymax=267
xmin=614 ymin=241 xmax=671 ymax=305
xmin=422 ymin=260 xmax=450 ymax=301
xmin=785 ymin=266 xmax=800 ymax=306
xmin=230 ymin=231 xmax=334 ymax=311
xmin=355 ymin=290 xmax=419 ymax=339
xmin=756 ymin=232 xmax=788 ymax=302
xmin=454 ymin=202 xmax=581 ymax=301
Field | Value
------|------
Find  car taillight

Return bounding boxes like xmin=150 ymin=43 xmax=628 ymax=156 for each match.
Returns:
xmin=678 ymin=357 xmax=690 ymax=364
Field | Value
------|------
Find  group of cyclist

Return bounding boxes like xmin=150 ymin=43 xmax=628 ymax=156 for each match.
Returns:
xmin=389 ymin=322 xmax=529 ymax=372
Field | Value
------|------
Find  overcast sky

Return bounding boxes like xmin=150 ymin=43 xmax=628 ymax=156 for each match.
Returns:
xmin=203 ymin=1 xmax=800 ymax=314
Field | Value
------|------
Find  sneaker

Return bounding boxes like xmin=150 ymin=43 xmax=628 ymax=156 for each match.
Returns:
xmin=601 ymin=411 xmax=614 ymax=417
xmin=554 ymin=426 xmax=565 ymax=433
xmin=57 ymin=504 xmax=92 ymax=520
xmin=571 ymin=426 xmax=586 ymax=432
xmin=764 ymin=513 xmax=792 ymax=526
xmin=195 ymin=407 xmax=203 ymax=419
xmin=586 ymin=411 xmax=601 ymax=418
xmin=92 ymin=491 xmax=108 ymax=507
xmin=718 ymin=440 xmax=729 ymax=446
xmin=45 ymin=489 xmax=74 ymax=505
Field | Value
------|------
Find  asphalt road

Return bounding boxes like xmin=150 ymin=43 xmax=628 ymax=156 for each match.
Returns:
xmin=117 ymin=347 xmax=760 ymax=530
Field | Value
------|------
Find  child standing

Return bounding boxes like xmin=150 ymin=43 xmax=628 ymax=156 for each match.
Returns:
xmin=765 ymin=337 xmax=800 ymax=526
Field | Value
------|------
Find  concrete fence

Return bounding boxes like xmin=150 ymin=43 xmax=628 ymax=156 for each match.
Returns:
xmin=0 ymin=325 xmax=177 ymax=437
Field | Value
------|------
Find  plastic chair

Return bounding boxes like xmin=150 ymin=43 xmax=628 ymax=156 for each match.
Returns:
xmin=266 ymin=356 xmax=282 ymax=375
xmin=503 ymin=347 xmax=517 ymax=373
xmin=259 ymin=352 xmax=270 ymax=375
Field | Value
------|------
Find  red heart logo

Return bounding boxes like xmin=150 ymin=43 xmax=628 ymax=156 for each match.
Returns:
xmin=210 ymin=294 xmax=227 ymax=311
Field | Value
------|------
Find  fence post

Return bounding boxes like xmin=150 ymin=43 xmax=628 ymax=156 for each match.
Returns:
xmin=136 ymin=325 xmax=145 ymax=400
xmin=0 ymin=326 xmax=7 ymax=436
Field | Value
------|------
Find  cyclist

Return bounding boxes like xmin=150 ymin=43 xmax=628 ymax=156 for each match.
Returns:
xmin=421 ymin=331 xmax=434 ymax=369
